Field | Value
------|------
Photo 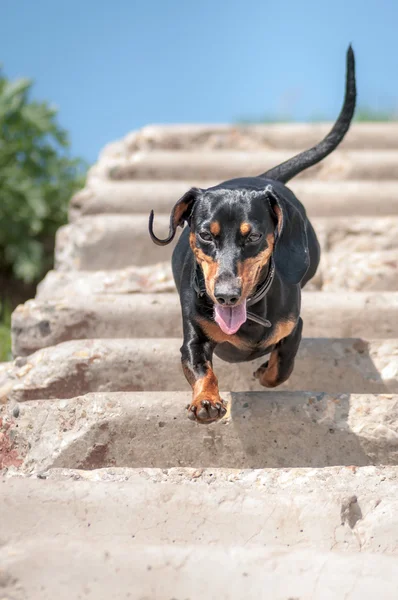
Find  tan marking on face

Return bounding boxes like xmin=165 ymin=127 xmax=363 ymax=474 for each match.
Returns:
xmin=237 ymin=233 xmax=275 ymax=298
xmin=197 ymin=317 xmax=251 ymax=351
xmin=210 ymin=221 xmax=221 ymax=236
xmin=240 ymin=222 xmax=251 ymax=236
xmin=190 ymin=232 xmax=219 ymax=300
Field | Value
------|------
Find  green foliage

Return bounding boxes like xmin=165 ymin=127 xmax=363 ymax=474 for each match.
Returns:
xmin=0 ymin=299 xmax=12 ymax=362
xmin=0 ymin=68 xmax=87 ymax=284
xmin=354 ymin=107 xmax=398 ymax=122
xmin=237 ymin=114 xmax=293 ymax=125
xmin=238 ymin=107 xmax=398 ymax=125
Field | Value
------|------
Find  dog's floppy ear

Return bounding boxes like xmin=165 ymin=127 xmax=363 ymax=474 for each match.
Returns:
xmin=148 ymin=187 xmax=200 ymax=246
xmin=265 ymin=184 xmax=309 ymax=284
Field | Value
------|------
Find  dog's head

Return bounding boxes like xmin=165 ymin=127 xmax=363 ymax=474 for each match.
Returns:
xmin=149 ymin=180 xmax=309 ymax=333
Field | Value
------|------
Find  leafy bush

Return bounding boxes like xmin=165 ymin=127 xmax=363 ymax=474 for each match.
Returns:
xmin=0 ymin=68 xmax=87 ymax=360
xmin=238 ymin=107 xmax=398 ymax=125
xmin=0 ymin=299 xmax=11 ymax=361
xmin=355 ymin=107 xmax=398 ymax=122
xmin=0 ymin=68 xmax=87 ymax=284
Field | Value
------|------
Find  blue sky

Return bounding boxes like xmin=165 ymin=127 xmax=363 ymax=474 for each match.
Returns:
xmin=2 ymin=0 xmax=398 ymax=163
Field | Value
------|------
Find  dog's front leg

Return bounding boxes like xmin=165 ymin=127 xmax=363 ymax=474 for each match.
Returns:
xmin=254 ymin=317 xmax=303 ymax=388
xmin=181 ymin=323 xmax=227 ymax=424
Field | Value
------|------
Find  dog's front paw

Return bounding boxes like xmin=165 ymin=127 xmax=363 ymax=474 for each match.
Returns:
xmin=187 ymin=397 xmax=227 ymax=424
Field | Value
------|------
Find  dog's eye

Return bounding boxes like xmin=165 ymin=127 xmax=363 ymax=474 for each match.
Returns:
xmin=199 ymin=231 xmax=213 ymax=242
xmin=247 ymin=233 xmax=262 ymax=243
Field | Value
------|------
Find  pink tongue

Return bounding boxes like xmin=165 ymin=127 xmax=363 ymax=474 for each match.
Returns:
xmin=214 ymin=300 xmax=247 ymax=335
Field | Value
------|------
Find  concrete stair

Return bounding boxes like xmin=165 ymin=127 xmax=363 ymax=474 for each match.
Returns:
xmin=54 ymin=214 xmax=398 ymax=268
xmin=1 ymin=338 xmax=398 ymax=402
xmin=3 ymin=469 xmax=398 ymax=598
xmin=70 ymin=179 xmax=398 ymax=219
xmin=11 ymin=292 xmax=398 ymax=355
xmin=2 ymin=122 xmax=398 ymax=598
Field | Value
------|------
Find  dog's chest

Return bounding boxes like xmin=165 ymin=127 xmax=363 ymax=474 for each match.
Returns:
xmin=198 ymin=317 xmax=296 ymax=356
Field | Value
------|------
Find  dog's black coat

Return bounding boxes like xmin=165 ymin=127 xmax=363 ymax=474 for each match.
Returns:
xmin=149 ymin=47 xmax=356 ymax=423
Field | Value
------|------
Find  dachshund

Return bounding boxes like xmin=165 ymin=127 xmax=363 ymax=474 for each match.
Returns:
xmin=149 ymin=46 xmax=356 ymax=424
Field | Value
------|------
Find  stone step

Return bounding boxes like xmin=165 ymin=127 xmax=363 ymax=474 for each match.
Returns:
xmin=3 ymin=392 xmax=398 ymax=469
xmin=12 ymin=292 xmax=398 ymax=356
xmin=54 ymin=214 xmax=398 ymax=270
xmin=37 ymin=262 xmax=175 ymax=298
xmin=321 ymin=250 xmax=398 ymax=291
xmin=2 ymin=539 xmax=398 ymax=600
xmin=38 ymin=249 xmax=398 ymax=298
xmin=89 ymin=150 xmax=398 ymax=182
xmin=70 ymin=180 xmax=398 ymax=219
xmin=3 ymin=465 xmax=398 ymax=599
xmin=1 ymin=338 xmax=397 ymax=403
xmin=124 ymin=122 xmax=398 ymax=151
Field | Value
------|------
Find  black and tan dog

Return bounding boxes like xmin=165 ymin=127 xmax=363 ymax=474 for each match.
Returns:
xmin=149 ymin=47 xmax=356 ymax=424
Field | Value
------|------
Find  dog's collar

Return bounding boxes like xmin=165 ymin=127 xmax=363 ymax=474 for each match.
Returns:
xmin=247 ymin=256 xmax=275 ymax=308
xmin=192 ymin=256 xmax=275 ymax=329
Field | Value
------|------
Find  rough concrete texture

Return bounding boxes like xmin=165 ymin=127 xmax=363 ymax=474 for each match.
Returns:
xmin=11 ymin=292 xmax=398 ymax=356
xmin=36 ymin=250 xmax=397 ymax=301
xmin=124 ymin=122 xmax=398 ymax=151
xmin=1 ymin=338 xmax=398 ymax=404
xmin=54 ymin=214 xmax=398 ymax=270
xmin=88 ymin=150 xmax=398 ymax=182
xmin=2 ymin=466 xmax=398 ymax=550
xmin=69 ymin=179 xmax=398 ymax=219
xmin=54 ymin=214 xmax=178 ymax=270
xmin=2 ymin=393 xmax=398 ymax=469
xmin=322 ymin=217 xmax=398 ymax=252
xmin=37 ymin=262 xmax=174 ymax=299
xmin=3 ymin=541 xmax=398 ymax=600
xmin=320 ymin=250 xmax=398 ymax=291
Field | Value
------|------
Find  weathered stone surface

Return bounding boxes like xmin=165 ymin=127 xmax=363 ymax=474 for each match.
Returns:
xmin=2 ymin=467 xmax=398 ymax=560
xmin=54 ymin=214 xmax=398 ymax=270
xmin=3 ymin=539 xmax=398 ymax=600
xmin=12 ymin=292 xmax=398 ymax=356
xmin=69 ymin=180 xmax=398 ymax=220
xmin=3 ymin=541 xmax=398 ymax=600
xmin=1 ymin=338 xmax=397 ymax=402
xmin=54 ymin=214 xmax=177 ymax=269
xmin=125 ymin=122 xmax=398 ymax=151
xmin=88 ymin=150 xmax=398 ymax=182
xmin=322 ymin=217 xmax=398 ymax=252
xmin=3 ymin=392 xmax=398 ymax=469
xmin=321 ymin=250 xmax=398 ymax=291
xmin=36 ymin=248 xmax=397 ymax=300
xmin=69 ymin=179 xmax=196 ymax=220
xmin=37 ymin=262 xmax=174 ymax=299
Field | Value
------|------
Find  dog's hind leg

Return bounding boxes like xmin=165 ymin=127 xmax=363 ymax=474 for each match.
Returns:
xmin=254 ymin=317 xmax=303 ymax=388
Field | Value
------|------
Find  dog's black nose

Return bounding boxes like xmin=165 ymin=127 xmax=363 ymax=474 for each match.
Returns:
xmin=215 ymin=282 xmax=241 ymax=306
xmin=215 ymin=277 xmax=241 ymax=306
xmin=216 ymin=294 xmax=239 ymax=306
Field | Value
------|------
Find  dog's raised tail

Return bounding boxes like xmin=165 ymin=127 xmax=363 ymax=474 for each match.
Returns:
xmin=261 ymin=45 xmax=356 ymax=184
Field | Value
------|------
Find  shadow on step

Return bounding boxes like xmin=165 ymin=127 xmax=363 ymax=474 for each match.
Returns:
xmin=48 ymin=390 xmax=395 ymax=471
xmin=227 ymin=391 xmax=377 ymax=469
